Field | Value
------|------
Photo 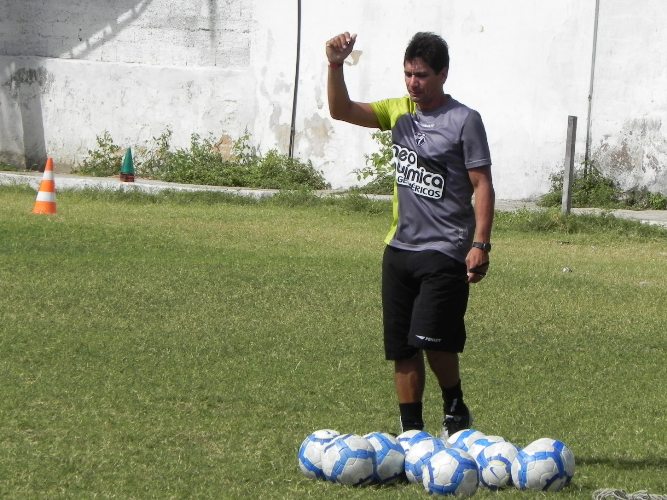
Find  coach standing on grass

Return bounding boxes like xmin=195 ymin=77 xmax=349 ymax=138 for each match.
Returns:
xmin=326 ymin=31 xmax=495 ymax=438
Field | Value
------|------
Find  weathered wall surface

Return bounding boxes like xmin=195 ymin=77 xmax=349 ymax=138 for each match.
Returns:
xmin=1 ymin=0 xmax=665 ymax=198
xmin=588 ymin=0 xmax=667 ymax=192
xmin=0 ymin=0 xmax=261 ymax=170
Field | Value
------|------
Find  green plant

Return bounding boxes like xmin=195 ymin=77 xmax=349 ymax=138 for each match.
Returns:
xmin=574 ymin=165 xmax=620 ymax=207
xmin=539 ymin=161 xmax=666 ymax=210
xmin=134 ymin=128 xmax=173 ymax=179
xmin=157 ymin=133 xmax=228 ymax=185
xmin=540 ymin=164 xmax=621 ymax=209
xmin=647 ymin=191 xmax=667 ymax=210
xmin=230 ymin=134 xmax=330 ymax=190
xmin=353 ymin=130 xmax=394 ymax=195
xmin=231 ymin=131 xmax=259 ymax=165
xmin=73 ymin=131 xmax=122 ymax=177
xmin=621 ymin=187 xmax=667 ymax=210
xmin=0 ymin=161 xmax=21 ymax=171
xmin=81 ymin=129 xmax=330 ymax=190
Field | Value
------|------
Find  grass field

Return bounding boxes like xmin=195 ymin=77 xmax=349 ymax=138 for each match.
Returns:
xmin=1 ymin=185 xmax=666 ymax=498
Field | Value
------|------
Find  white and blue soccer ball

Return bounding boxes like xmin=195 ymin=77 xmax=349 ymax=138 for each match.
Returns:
xmin=446 ymin=429 xmax=486 ymax=452
xmin=297 ymin=429 xmax=340 ymax=480
xmin=423 ymin=448 xmax=479 ymax=497
xmin=363 ymin=432 xmax=405 ymax=484
xmin=467 ymin=435 xmax=506 ymax=460
xmin=321 ymin=433 xmax=376 ymax=486
xmin=404 ymin=437 xmax=446 ymax=484
xmin=511 ymin=438 xmax=575 ymax=491
xmin=397 ymin=429 xmax=433 ymax=454
xmin=475 ymin=441 xmax=519 ymax=490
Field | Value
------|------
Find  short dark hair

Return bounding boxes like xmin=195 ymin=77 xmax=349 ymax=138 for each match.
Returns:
xmin=404 ymin=32 xmax=449 ymax=73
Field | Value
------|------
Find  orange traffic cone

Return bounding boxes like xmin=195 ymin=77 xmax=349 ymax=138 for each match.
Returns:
xmin=32 ymin=158 xmax=57 ymax=215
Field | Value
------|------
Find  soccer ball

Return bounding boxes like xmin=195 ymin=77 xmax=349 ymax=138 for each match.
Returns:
xmin=321 ymin=433 xmax=376 ymax=486
xmin=511 ymin=438 xmax=575 ymax=491
xmin=467 ymin=435 xmax=506 ymax=460
xmin=404 ymin=437 xmax=446 ymax=484
xmin=423 ymin=448 xmax=479 ymax=497
xmin=475 ymin=441 xmax=519 ymax=490
xmin=446 ymin=429 xmax=485 ymax=452
xmin=364 ymin=432 xmax=405 ymax=484
xmin=397 ymin=429 xmax=433 ymax=454
xmin=297 ymin=429 xmax=340 ymax=480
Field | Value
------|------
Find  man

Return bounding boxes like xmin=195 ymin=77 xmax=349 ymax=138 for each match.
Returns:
xmin=326 ymin=31 xmax=495 ymax=438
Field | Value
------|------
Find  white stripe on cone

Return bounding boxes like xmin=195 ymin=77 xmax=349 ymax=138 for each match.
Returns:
xmin=36 ymin=191 xmax=56 ymax=202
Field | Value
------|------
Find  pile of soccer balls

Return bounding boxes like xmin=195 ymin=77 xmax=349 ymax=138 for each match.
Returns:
xmin=298 ymin=427 xmax=575 ymax=496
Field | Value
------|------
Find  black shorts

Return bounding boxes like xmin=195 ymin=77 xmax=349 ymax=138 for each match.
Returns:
xmin=382 ymin=246 xmax=469 ymax=360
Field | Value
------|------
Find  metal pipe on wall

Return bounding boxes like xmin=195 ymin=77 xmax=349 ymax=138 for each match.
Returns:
xmin=584 ymin=0 xmax=601 ymax=176
xmin=288 ymin=0 xmax=301 ymax=159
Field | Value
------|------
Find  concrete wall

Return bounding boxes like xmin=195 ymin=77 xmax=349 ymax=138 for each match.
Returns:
xmin=589 ymin=0 xmax=667 ymax=192
xmin=0 ymin=0 xmax=260 ymax=169
xmin=1 ymin=0 xmax=666 ymax=198
xmin=303 ymin=0 xmax=595 ymax=199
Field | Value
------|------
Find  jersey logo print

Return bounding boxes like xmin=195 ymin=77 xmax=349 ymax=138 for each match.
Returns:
xmin=393 ymin=143 xmax=445 ymax=200
xmin=415 ymin=132 xmax=426 ymax=147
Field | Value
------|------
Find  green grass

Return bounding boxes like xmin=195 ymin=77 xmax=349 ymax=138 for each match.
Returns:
xmin=1 ymin=185 xmax=666 ymax=498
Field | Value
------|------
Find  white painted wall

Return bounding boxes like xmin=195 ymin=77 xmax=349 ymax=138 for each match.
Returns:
xmin=1 ymin=0 xmax=666 ymax=198
xmin=1 ymin=0 xmax=260 ymax=168
xmin=588 ymin=0 xmax=667 ymax=192
xmin=298 ymin=0 xmax=596 ymax=198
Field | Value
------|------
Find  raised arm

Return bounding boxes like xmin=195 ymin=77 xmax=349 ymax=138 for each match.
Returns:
xmin=326 ymin=32 xmax=380 ymax=128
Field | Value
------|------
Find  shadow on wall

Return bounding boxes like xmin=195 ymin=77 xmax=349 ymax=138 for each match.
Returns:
xmin=0 ymin=0 xmax=155 ymax=170
xmin=0 ymin=66 xmax=48 ymax=169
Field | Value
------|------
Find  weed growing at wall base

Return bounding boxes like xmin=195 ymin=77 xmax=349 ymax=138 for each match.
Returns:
xmin=0 ymin=161 xmax=21 ymax=171
xmin=539 ymin=162 xmax=667 ymax=210
xmin=74 ymin=130 xmax=331 ymax=190
xmin=72 ymin=131 xmax=122 ymax=177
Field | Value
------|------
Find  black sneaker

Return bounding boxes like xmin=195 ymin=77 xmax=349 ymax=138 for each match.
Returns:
xmin=440 ymin=406 xmax=473 ymax=440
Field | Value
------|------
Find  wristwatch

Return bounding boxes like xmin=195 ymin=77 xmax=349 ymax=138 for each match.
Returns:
xmin=472 ymin=241 xmax=492 ymax=252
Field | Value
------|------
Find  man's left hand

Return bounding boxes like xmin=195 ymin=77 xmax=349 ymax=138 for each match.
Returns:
xmin=466 ymin=248 xmax=489 ymax=283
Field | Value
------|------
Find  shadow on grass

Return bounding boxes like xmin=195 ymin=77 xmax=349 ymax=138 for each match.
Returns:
xmin=577 ymin=456 xmax=667 ymax=469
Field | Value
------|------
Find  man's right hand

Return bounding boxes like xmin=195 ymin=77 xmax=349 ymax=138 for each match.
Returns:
xmin=325 ymin=32 xmax=379 ymax=128
xmin=326 ymin=32 xmax=357 ymax=65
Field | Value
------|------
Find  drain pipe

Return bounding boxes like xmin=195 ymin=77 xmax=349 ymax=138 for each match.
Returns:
xmin=584 ymin=0 xmax=601 ymax=176
xmin=288 ymin=0 xmax=301 ymax=159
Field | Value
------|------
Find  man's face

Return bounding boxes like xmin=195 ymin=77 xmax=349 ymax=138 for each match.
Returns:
xmin=404 ymin=57 xmax=448 ymax=111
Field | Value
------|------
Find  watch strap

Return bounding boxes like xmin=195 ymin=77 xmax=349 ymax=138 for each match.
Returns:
xmin=472 ymin=241 xmax=492 ymax=252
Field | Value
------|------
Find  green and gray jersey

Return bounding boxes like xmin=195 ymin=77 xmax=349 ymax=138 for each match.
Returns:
xmin=370 ymin=95 xmax=491 ymax=263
